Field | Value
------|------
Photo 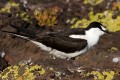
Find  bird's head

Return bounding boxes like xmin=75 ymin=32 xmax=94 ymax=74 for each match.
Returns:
xmin=85 ymin=22 xmax=110 ymax=36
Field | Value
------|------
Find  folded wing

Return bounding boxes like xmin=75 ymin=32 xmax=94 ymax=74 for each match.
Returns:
xmin=38 ymin=36 xmax=87 ymax=53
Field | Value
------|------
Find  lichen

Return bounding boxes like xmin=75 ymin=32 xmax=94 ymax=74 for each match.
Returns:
xmin=0 ymin=63 xmax=46 ymax=80
xmin=0 ymin=1 xmax=19 ymax=13
xmin=34 ymin=6 xmax=59 ymax=27
xmin=84 ymin=0 xmax=103 ymax=5
xmin=0 ymin=1 xmax=31 ymax=23
xmin=86 ymin=71 xmax=115 ymax=80
xmin=71 ymin=10 xmax=120 ymax=32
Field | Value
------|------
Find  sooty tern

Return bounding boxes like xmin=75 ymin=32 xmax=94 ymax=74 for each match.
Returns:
xmin=1 ymin=22 xmax=110 ymax=59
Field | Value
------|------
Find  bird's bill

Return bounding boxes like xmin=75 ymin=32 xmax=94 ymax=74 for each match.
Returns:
xmin=104 ymin=30 xmax=111 ymax=34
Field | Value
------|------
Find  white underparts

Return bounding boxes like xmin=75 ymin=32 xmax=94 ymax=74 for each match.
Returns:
xmin=49 ymin=47 xmax=88 ymax=59
xmin=31 ymin=40 xmax=88 ymax=59
xmin=31 ymin=40 xmax=52 ymax=52
xmin=11 ymin=33 xmax=88 ymax=59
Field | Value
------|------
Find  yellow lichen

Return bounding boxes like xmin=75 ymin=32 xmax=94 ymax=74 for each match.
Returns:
xmin=71 ymin=10 xmax=120 ymax=32
xmin=0 ymin=1 xmax=19 ymax=13
xmin=102 ymin=71 xmax=115 ymax=80
xmin=0 ymin=1 xmax=31 ymax=23
xmin=110 ymin=47 xmax=119 ymax=51
xmin=0 ymin=63 xmax=46 ymax=80
xmin=34 ymin=6 xmax=59 ymax=27
xmin=86 ymin=71 xmax=115 ymax=80
xmin=19 ymin=12 xmax=31 ymax=23
xmin=49 ymin=67 xmax=54 ymax=71
xmin=84 ymin=0 xmax=103 ymax=5
xmin=39 ymin=68 xmax=46 ymax=75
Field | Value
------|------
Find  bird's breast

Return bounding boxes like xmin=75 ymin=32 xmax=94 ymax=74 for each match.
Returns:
xmin=86 ymin=35 xmax=99 ymax=48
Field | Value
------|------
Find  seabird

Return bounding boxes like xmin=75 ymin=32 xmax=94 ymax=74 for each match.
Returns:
xmin=1 ymin=22 xmax=110 ymax=59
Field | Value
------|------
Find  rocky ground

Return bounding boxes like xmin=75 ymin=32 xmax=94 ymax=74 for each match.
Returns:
xmin=0 ymin=0 xmax=120 ymax=80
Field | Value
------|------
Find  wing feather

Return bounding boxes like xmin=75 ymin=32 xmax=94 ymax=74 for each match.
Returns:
xmin=40 ymin=36 xmax=87 ymax=53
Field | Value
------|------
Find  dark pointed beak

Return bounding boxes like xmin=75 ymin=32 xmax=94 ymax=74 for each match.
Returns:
xmin=104 ymin=30 xmax=111 ymax=34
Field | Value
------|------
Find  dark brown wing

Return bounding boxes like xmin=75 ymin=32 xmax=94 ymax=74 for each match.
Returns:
xmin=39 ymin=36 xmax=87 ymax=53
xmin=46 ymin=28 xmax=85 ymax=37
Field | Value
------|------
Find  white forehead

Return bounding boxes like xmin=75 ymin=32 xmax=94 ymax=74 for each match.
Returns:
xmin=100 ymin=25 xmax=106 ymax=31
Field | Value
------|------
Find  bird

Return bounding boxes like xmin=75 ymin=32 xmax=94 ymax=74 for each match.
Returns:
xmin=1 ymin=22 xmax=110 ymax=59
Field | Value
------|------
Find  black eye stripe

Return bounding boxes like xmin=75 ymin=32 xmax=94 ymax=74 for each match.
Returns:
xmin=85 ymin=22 xmax=107 ymax=32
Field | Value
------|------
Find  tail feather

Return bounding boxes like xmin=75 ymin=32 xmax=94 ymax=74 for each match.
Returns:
xmin=0 ymin=30 xmax=32 ymax=40
xmin=0 ymin=30 xmax=51 ymax=42
xmin=10 ymin=24 xmax=36 ymax=38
